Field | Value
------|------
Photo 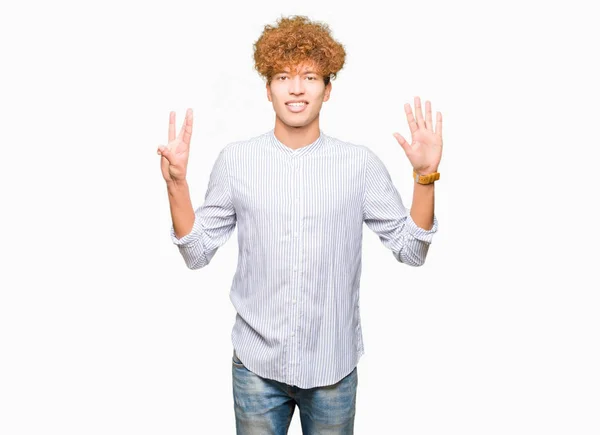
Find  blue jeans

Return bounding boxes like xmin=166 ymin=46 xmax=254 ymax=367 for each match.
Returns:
xmin=232 ymin=349 xmax=358 ymax=434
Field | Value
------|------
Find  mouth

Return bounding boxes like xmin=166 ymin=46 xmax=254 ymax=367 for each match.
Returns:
xmin=285 ymin=101 xmax=309 ymax=113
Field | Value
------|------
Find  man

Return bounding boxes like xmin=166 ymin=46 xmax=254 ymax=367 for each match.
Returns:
xmin=157 ymin=15 xmax=442 ymax=435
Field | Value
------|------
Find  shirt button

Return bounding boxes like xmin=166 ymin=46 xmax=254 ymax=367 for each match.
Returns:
xmin=294 ymin=232 xmax=298 ymax=237
xmin=293 ymin=266 xmax=298 ymax=271
xmin=292 ymin=299 xmax=297 ymax=304
xmin=291 ymin=332 xmax=295 ymax=337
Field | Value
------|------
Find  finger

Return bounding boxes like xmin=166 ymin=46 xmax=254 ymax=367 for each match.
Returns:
xmin=157 ymin=145 xmax=175 ymax=165
xmin=425 ymin=100 xmax=433 ymax=131
xmin=435 ymin=111 xmax=443 ymax=137
xmin=177 ymin=108 xmax=193 ymax=144
xmin=393 ymin=133 xmax=411 ymax=154
xmin=182 ymin=108 xmax=193 ymax=146
xmin=404 ymin=103 xmax=418 ymax=135
xmin=160 ymin=153 xmax=170 ymax=175
xmin=168 ymin=111 xmax=176 ymax=142
xmin=414 ymin=96 xmax=425 ymax=130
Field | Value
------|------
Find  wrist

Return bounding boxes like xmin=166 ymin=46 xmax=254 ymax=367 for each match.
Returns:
xmin=166 ymin=178 xmax=189 ymax=192
xmin=414 ymin=167 xmax=438 ymax=176
xmin=413 ymin=170 xmax=440 ymax=185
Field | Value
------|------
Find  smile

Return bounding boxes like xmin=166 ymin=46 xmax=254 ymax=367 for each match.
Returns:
xmin=285 ymin=102 xmax=308 ymax=113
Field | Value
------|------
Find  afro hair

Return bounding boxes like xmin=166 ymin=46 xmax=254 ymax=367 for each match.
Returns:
xmin=253 ymin=15 xmax=346 ymax=86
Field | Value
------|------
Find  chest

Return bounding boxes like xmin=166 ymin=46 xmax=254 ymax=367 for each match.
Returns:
xmin=230 ymin=153 xmax=364 ymax=220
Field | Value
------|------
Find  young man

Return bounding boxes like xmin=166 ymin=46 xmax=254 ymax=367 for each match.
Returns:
xmin=157 ymin=15 xmax=442 ymax=435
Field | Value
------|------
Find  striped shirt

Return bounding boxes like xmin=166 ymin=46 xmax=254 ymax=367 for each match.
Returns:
xmin=171 ymin=128 xmax=438 ymax=388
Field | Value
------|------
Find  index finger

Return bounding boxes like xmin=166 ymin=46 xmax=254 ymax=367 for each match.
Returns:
xmin=168 ymin=111 xmax=176 ymax=142
xmin=179 ymin=108 xmax=193 ymax=146
xmin=404 ymin=103 xmax=418 ymax=135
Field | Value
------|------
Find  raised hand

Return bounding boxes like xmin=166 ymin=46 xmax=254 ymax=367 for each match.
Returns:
xmin=157 ymin=108 xmax=194 ymax=183
xmin=393 ymin=97 xmax=443 ymax=175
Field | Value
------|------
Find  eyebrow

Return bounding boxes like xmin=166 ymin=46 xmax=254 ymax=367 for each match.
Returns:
xmin=277 ymin=70 xmax=319 ymax=75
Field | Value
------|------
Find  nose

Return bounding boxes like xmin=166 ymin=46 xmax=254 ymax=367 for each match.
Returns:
xmin=289 ymin=76 xmax=305 ymax=95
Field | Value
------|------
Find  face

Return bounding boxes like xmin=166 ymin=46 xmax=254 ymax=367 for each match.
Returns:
xmin=266 ymin=62 xmax=332 ymax=129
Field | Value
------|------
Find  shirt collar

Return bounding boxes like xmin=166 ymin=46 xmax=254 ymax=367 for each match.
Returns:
xmin=268 ymin=129 xmax=327 ymax=157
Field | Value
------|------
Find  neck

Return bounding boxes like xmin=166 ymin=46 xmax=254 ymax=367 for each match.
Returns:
xmin=273 ymin=115 xmax=321 ymax=150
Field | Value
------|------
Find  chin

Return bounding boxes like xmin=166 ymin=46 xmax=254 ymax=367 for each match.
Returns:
xmin=279 ymin=114 xmax=316 ymax=129
xmin=287 ymin=120 xmax=310 ymax=128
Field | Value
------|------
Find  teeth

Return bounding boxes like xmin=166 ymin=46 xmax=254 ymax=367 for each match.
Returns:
xmin=287 ymin=102 xmax=306 ymax=106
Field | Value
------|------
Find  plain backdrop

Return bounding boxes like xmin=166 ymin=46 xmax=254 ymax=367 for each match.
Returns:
xmin=1 ymin=0 xmax=598 ymax=434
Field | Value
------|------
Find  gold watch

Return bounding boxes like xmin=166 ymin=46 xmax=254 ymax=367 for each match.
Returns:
xmin=413 ymin=170 xmax=440 ymax=185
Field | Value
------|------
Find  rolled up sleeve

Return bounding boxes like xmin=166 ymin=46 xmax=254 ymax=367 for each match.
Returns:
xmin=170 ymin=148 xmax=237 ymax=269
xmin=362 ymin=150 xmax=438 ymax=266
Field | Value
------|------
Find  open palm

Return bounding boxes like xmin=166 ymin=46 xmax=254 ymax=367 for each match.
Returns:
xmin=393 ymin=96 xmax=443 ymax=175
xmin=157 ymin=108 xmax=194 ymax=183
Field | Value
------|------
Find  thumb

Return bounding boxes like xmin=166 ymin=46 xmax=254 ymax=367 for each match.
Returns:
xmin=393 ymin=133 xmax=411 ymax=154
xmin=157 ymin=145 xmax=175 ymax=165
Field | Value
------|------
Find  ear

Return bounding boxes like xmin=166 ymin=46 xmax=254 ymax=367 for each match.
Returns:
xmin=266 ymin=82 xmax=272 ymax=102
xmin=323 ymin=82 xmax=332 ymax=102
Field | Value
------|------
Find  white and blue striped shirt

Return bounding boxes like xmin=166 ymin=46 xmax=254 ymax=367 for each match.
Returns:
xmin=171 ymin=129 xmax=438 ymax=388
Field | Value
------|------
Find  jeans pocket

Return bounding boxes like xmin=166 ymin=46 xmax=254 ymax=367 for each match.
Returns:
xmin=232 ymin=349 xmax=245 ymax=368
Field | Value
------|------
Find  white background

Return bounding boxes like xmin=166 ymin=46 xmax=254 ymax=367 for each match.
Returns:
xmin=1 ymin=0 xmax=598 ymax=434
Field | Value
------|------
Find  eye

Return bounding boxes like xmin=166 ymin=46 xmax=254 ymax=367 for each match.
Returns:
xmin=306 ymin=76 xmax=316 ymax=80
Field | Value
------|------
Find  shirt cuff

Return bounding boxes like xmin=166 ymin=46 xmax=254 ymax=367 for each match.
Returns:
xmin=170 ymin=217 xmax=202 ymax=246
xmin=405 ymin=213 xmax=438 ymax=244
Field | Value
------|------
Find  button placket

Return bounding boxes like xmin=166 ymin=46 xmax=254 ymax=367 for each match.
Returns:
xmin=288 ymin=153 xmax=300 ymax=384
xmin=292 ymin=157 xmax=304 ymax=383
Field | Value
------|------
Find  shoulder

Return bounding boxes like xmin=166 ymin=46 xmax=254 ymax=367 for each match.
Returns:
xmin=326 ymin=135 xmax=395 ymax=180
xmin=322 ymin=133 xmax=381 ymax=166
xmin=219 ymin=131 xmax=272 ymax=157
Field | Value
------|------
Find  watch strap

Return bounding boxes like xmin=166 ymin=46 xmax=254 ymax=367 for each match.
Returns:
xmin=413 ymin=171 xmax=440 ymax=184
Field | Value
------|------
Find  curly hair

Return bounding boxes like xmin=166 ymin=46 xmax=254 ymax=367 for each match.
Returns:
xmin=253 ymin=15 xmax=346 ymax=86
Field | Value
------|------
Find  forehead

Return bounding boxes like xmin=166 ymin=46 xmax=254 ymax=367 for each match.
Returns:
xmin=278 ymin=62 xmax=320 ymax=74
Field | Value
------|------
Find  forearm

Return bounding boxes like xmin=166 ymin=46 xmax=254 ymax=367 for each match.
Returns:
xmin=167 ymin=180 xmax=195 ymax=239
xmin=410 ymin=182 xmax=435 ymax=231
